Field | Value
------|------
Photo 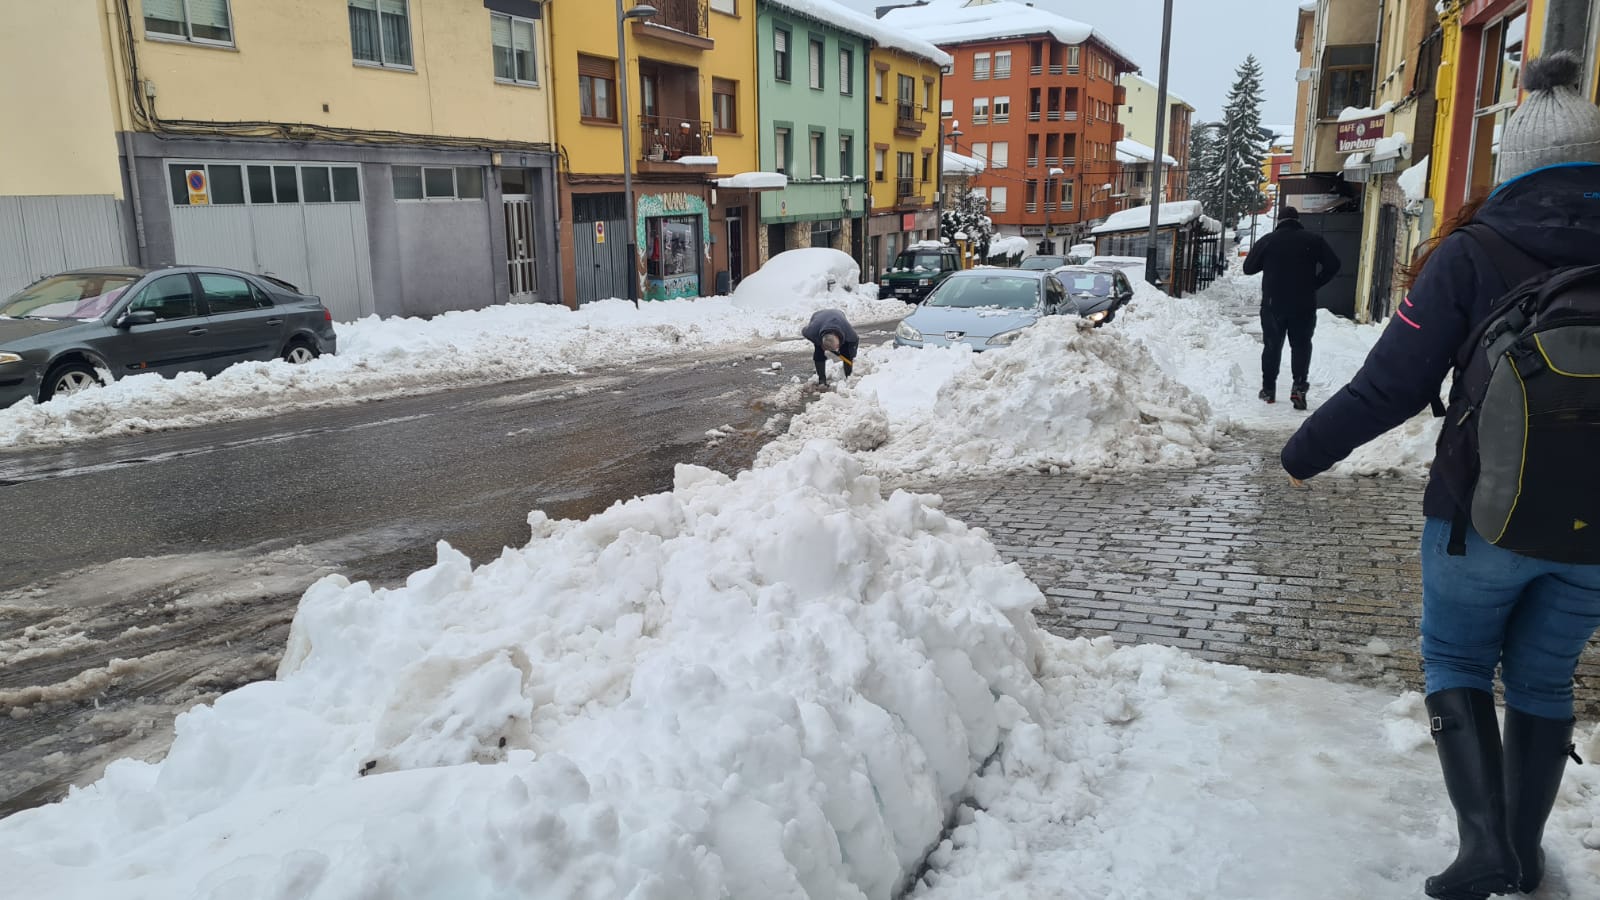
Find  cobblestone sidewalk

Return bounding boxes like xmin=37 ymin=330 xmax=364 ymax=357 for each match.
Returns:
xmin=939 ymin=432 xmax=1600 ymax=716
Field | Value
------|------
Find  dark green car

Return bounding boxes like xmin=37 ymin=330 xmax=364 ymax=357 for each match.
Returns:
xmin=877 ymin=243 xmax=962 ymax=303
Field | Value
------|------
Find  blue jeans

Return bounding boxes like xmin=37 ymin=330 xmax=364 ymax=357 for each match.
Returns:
xmin=1421 ymin=517 xmax=1600 ymax=719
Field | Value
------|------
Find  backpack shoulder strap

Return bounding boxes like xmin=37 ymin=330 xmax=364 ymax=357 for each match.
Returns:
xmin=1460 ymin=223 xmax=1545 ymax=291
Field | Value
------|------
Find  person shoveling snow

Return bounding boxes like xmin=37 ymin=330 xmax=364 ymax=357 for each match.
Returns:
xmin=802 ymin=307 xmax=858 ymax=386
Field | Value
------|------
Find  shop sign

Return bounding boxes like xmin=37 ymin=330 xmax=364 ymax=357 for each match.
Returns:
xmin=901 ymin=212 xmax=916 ymax=231
xmin=1336 ymin=116 xmax=1385 ymax=154
xmin=657 ymin=192 xmax=696 ymax=213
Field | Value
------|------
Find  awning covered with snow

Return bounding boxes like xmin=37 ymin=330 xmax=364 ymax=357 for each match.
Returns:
xmin=1091 ymin=200 xmax=1206 ymax=235
xmin=716 ymin=172 xmax=788 ymax=191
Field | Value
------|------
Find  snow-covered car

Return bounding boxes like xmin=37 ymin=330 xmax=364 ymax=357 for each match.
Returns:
xmin=893 ymin=269 xmax=1074 ymax=352
xmin=1049 ymin=265 xmax=1136 ymax=325
xmin=877 ymin=242 xmax=961 ymax=303
xmin=0 ymin=266 xmax=337 ymax=407
xmin=1066 ymin=243 xmax=1096 ymax=265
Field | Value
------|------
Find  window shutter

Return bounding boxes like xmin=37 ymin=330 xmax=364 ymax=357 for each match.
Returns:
xmin=775 ymin=30 xmax=787 ymax=53
xmin=578 ymin=54 xmax=614 ymax=78
xmin=189 ymin=0 xmax=231 ymax=30
xmin=810 ymin=42 xmax=821 ymax=87
xmin=513 ymin=18 xmax=535 ymax=55
xmin=145 ymin=0 xmax=185 ymax=19
xmin=839 ymin=50 xmax=849 ymax=91
xmin=491 ymin=14 xmax=512 ymax=47
xmin=379 ymin=0 xmax=407 ymax=14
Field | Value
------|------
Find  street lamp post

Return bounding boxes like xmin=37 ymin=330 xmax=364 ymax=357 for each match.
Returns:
xmin=616 ymin=1 xmax=658 ymax=308
xmin=1143 ymin=0 xmax=1175 ymax=287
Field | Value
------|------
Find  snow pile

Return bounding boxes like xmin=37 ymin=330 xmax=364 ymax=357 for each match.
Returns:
xmin=716 ymin=171 xmax=787 ymax=190
xmin=0 ymin=260 xmax=905 ymax=449
xmin=766 ymin=0 xmax=951 ymax=65
xmin=0 ymin=443 xmax=1045 ymax=899
xmin=882 ymin=0 xmax=1134 ymax=68
xmin=759 ymin=317 xmax=1218 ymax=480
xmin=732 ymin=247 xmax=862 ymax=309
xmin=1399 ymin=155 xmax=1431 ymax=202
xmin=1092 ymin=199 xmax=1206 ymax=235
xmin=910 ymin=635 xmax=1600 ymax=898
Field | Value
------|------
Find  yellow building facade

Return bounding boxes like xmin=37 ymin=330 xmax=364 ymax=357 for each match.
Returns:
xmin=548 ymin=0 xmax=761 ymax=305
xmin=2 ymin=0 xmax=563 ymax=315
xmin=865 ymin=45 xmax=943 ymax=276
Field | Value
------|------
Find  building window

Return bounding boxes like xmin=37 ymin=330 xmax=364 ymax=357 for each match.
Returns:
xmin=711 ymin=0 xmax=736 ymax=13
xmin=971 ymin=141 xmax=988 ymax=164
xmin=712 ymin=78 xmax=737 ymax=133
xmin=989 ymin=186 xmax=1007 ymax=212
xmin=392 ymin=166 xmax=485 ymax=201
xmin=349 ymin=0 xmax=412 ymax=69
xmin=810 ymin=131 xmax=825 ymax=178
xmin=973 ymin=52 xmax=991 ymax=80
xmin=578 ymin=55 xmax=617 ymax=122
xmin=994 ymin=50 xmax=1011 ymax=79
xmin=1067 ymin=45 xmax=1080 ymax=70
xmin=921 ymin=152 xmax=932 ymax=183
xmin=874 ymin=68 xmax=887 ymax=101
xmin=874 ymin=147 xmax=887 ymax=182
xmin=1321 ymin=67 xmax=1373 ymax=118
xmin=1469 ymin=11 xmax=1527 ymax=196
xmin=491 ymin=13 xmax=538 ymax=85
xmin=990 ymin=141 xmax=1008 ymax=169
xmin=839 ymin=48 xmax=853 ymax=95
xmin=774 ymin=26 xmax=791 ymax=82
xmin=897 ymin=151 xmax=915 ymax=197
xmin=972 ymin=97 xmax=989 ymax=124
xmin=809 ymin=36 xmax=824 ymax=89
xmin=1279 ymin=163 xmax=1291 ymax=175
xmin=144 ymin=0 xmax=234 ymax=45
xmin=775 ymin=127 xmax=791 ymax=174
xmin=940 ymin=99 xmax=953 ymax=118
xmin=840 ymin=135 xmax=854 ymax=178
xmin=898 ymin=74 xmax=915 ymax=107
xmin=993 ymin=95 xmax=1010 ymax=123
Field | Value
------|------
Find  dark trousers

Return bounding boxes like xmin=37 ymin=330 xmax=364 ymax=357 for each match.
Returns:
xmin=1261 ymin=305 xmax=1316 ymax=389
xmin=813 ymin=339 xmax=858 ymax=382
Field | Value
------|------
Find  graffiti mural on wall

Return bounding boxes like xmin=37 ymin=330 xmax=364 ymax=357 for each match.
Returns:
xmin=637 ymin=192 xmax=711 ymax=301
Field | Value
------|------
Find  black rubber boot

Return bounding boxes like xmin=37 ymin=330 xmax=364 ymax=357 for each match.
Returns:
xmin=1503 ymin=707 xmax=1579 ymax=894
xmin=1425 ymin=689 xmax=1520 ymax=900
xmin=1259 ymin=386 xmax=1276 ymax=404
xmin=1290 ymin=382 xmax=1309 ymax=411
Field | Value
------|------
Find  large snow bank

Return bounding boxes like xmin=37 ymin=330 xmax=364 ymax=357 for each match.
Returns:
xmin=0 ymin=264 xmax=904 ymax=450
xmin=882 ymin=0 xmax=1135 ymax=69
xmin=759 ymin=317 xmax=1218 ymax=480
xmin=1092 ymin=199 xmax=1205 ymax=235
xmin=1398 ymin=155 xmax=1431 ymax=202
xmin=766 ymin=0 xmax=951 ymax=65
xmin=732 ymin=247 xmax=861 ymax=309
xmin=0 ymin=443 xmax=1044 ymax=899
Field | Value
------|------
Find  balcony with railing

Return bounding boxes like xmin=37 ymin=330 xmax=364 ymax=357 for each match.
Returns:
xmin=1025 ymin=156 xmax=1038 ymax=168
xmin=1063 ymin=110 xmax=1079 ymax=122
xmin=632 ymin=0 xmax=712 ymax=50
xmin=895 ymin=101 xmax=926 ymax=137
xmin=896 ymin=177 xmax=917 ymax=203
xmin=1025 ymin=202 xmax=1038 ymax=214
xmin=638 ymin=115 xmax=714 ymax=171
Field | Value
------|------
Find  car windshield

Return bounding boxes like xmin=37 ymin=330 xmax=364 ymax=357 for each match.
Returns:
xmin=927 ymin=275 xmax=1041 ymax=309
xmin=1062 ymin=273 xmax=1112 ymax=296
xmin=1019 ymin=256 xmax=1067 ymax=270
xmin=0 ymin=274 xmax=138 ymax=320
xmin=893 ymin=251 xmax=945 ymax=272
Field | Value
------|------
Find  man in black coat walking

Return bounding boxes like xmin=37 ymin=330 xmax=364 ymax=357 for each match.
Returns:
xmin=801 ymin=308 xmax=858 ymax=386
xmin=1241 ymin=207 xmax=1343 ymax=409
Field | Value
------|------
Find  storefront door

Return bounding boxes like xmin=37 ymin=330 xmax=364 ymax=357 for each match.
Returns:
xmin=645 ymin=215 xmax=701 ymax=301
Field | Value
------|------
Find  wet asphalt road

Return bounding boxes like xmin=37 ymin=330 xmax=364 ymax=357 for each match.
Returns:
xmin=0 ymin=325 xmax=894 ymax=816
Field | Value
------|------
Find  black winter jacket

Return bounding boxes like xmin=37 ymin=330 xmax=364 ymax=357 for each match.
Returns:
xmin=802 ymin=308 xmax=857 ymax=346
xmin=1281 ymin=163 xmax=1600 ymax=518
xmin=1241 ymin=219 xmax=1343 ymax=315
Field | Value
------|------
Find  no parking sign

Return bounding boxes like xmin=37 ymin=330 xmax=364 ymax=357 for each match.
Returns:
xmin=594 ymin=221 xmax=606 ymax=244
xmin=185 ymin=169 xmax=209 ymax=205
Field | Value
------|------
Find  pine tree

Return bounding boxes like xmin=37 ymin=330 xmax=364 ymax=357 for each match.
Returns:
xmin=1191 ymin=56 xmax=1270 ymax=229
xmin=940 ymin=181 xmax=994 ymax=264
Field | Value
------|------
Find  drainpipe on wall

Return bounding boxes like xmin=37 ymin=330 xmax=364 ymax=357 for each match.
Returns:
xmin=121 ymin=132 xmax=147 ymax=265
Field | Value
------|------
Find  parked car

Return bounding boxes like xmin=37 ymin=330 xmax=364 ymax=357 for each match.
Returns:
xmin=1019 ymin=254 xmax=1070 ymax=271
xmin=1050 ymin=265 xmax=1136 ymax=325
xmin=1066 ymin=243 xmax=1096 ymax=265
xmin=878 ymin=242 xmax=963 ymax=303
xmin=0 ymin=265 xmax=338 ymax=408
xmin=894 ymin=269 xmax=1083 ymax=352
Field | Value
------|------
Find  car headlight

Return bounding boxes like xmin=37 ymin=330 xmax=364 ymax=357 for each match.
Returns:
xmin=896 ymin=321 xmax=923 ymax=342
xmin=917 ymin=278 xmax=932 ymax=286
xmin=0 ymin=352 xmax=21 ymax=365
xmin=1086 ymin=310 xmax=1109 ymax=323
xmin=986 ymin=328 xmax=1024 ymax=347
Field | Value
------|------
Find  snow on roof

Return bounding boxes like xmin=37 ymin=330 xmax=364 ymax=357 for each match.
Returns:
xmin=987 ymin=234 xmax=1031 ymax=257
xmin=1115 ymin=139 xmax=1178 ymax=167
xmin=716 ymin=171 xmax=788 ymax=189
xmin=1337 ymin=102 xmax=1395 ymax=123
xmin=908 ymin=239 xmax=948 ymax=250
xmin=1371 ymin=132 xmax=1410 ymax=161
xmin=765 ymin=0 xmax=951 ymax=66
xmin=672 ymin=155 xmax=719 ymax=166
xmin=1299 ymin=0 xmax=1318 ymax=10
xmin=1398 ymin=155 xmax=1430 ymax=202
xmin=1120 ymin=73 xmax=1191 ymax=110
xmin=1091 ymin=199 xmax=1206 ymax=235
xmin=1343 ymin=151 xmax=1369 ymax=168
xmin=882 ymin=0 xmax=1138 ymax=72
xmin=943 ymin=149 xmax=985 ymax=174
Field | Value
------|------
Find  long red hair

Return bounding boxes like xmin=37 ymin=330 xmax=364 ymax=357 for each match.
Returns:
xmin=1401 ymin=194 xmax=1490 ymax=291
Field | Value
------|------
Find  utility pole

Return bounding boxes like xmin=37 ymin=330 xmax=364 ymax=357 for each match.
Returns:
xmin=1142 ymin=0 xmax=1175 ymax=287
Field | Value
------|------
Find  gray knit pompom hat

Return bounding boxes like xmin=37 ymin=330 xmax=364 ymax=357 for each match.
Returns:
xmin=1497 ymin=51 xmax=1600 ymax=184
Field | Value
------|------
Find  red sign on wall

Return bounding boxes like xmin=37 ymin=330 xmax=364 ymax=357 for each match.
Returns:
xmin=902 ymin=212 xmax=916 ymax=231
xmin=1336 ymin=116 xmax=1386 ymax=154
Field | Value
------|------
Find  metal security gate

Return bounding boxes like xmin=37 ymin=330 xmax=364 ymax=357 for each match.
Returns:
xmin=504 ymin=195 xmax=538 ymax=301
xmin=167 ymin=160 xmax=376 ymax=322
xmin=573 ymin=193 xmax=630 ymax=304
xmin=1368 ymin=203 xmax=1399 ymax=323
xmin=0 ymin=195 xmax=127 ymax=298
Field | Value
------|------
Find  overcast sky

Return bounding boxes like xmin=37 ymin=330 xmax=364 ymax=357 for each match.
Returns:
xmin=849 ymin=0 xmax=1307 ymax=132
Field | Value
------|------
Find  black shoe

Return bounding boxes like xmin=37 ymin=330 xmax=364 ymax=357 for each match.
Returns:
xmin=1258 ymin=388 xmax=1276 ymax=404
xmin=1425 ymin=689 xmax=1520 ymax=900
xmin=1504 ymin=707 xmax=1579 ymax=894
xmin=1290 ymin=383 xmax=1308 ymax=411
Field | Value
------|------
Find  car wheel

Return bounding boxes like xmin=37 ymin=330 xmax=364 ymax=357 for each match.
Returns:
xmin=283 ymin=340 xmax=319 ymax=365
xmin=40 ymin=362 xmax=101 ymax=402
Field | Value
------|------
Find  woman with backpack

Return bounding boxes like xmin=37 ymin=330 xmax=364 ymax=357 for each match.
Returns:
xmin=1281 ymin=52 xmax=1600 ymax=900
